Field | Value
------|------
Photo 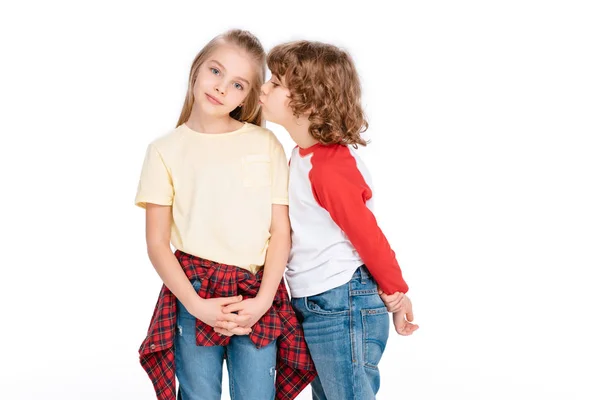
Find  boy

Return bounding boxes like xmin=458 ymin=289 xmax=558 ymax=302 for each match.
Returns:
xmin=258 ymin=40 xmax=418 ymax=399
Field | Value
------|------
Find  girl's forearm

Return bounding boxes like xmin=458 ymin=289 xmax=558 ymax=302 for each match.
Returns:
xmin=147 ymin=244 xmax=200 ymax=310
xmin=257 ymin=230 xmax=290 ymax=303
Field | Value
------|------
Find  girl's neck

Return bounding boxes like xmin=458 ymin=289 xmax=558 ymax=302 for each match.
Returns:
xmin=186 ymin=109 xmax=243 ymax=134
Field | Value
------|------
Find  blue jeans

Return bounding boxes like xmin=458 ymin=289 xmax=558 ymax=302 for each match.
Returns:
xmin=174 ymin=280 xmax=277 ymax=400
xmin=291 ymin=266 xmax=390 ymax=400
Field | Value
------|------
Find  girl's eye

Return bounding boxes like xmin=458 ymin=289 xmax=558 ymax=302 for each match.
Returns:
xmin=233 ymin=82 xmax=244 ymax=90
xmin=210 ymin=67 xmax=220 ymax=75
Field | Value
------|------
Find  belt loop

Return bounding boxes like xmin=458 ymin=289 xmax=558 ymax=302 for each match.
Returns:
xmin=360 ymin=265 xmax=367 ymax=284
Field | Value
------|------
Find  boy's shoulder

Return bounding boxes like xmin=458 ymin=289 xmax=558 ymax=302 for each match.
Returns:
xmin=302 ymin=143 xmax=359 ymax=167
xmin=304 ymin=144 xmax=370 ymax=186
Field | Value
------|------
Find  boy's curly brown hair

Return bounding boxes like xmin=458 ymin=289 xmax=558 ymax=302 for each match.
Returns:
xmin=267 ymin=41 xmax=368 ymax=147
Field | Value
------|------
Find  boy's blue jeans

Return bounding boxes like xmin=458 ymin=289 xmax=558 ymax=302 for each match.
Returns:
xmin=291 ymin=266 xmax=390 ymax=400
xmin=174 ymin=280 xmax=277 ymax=400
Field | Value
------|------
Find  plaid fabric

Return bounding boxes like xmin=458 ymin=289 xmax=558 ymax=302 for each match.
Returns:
xmin=139 ymin=250 xmax=316 ymax=400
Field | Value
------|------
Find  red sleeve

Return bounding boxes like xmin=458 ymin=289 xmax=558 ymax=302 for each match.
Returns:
xmin=309 ymin=146 xmax=408 ymax=294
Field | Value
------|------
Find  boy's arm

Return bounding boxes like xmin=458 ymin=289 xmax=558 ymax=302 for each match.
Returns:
xmin=310 ymin=157 xmax=408 ymax=295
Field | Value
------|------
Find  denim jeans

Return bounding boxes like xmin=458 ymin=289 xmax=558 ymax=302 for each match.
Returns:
xmin=174 ymin=280 xmax=277 ymax=400
xmin=291 ymin=266 xmax=390 ymax=400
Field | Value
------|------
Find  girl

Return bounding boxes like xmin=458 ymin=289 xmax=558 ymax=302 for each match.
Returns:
xmin=135 ymin=30 xmax=315 ymax=400
xmin=258 ymin=40 xmax=418 ymax=399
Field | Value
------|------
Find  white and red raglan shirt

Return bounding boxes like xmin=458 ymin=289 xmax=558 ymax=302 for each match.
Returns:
xmin=286 ymin=142 xmax=409 ymax=298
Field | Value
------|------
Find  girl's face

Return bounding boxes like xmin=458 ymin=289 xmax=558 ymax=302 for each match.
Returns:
xmin=259 ymin=74 xmax=295 ymax=126
xmin=193 ymin=44 xmax=255 ymax=118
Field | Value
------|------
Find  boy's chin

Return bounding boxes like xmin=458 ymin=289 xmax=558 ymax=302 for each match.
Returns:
xmin=260 ymin=109 xmax=271 ymax=120
xmin=262 ymin=113 xmax=280 ymax=126
xmin=267 ymin=119 xmax=284 ymax=127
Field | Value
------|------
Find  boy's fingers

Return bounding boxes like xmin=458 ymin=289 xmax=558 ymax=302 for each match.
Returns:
xmin=396 ymin=298 xmax=412 ymax=313
xmin=390 ymin=304 xmax=403 ymax=313
xmin=397 ymin=324 xmax=410 ymax=335
xmin=385 ymin=297 xmax=403 ymax=312
xmin=405 ymin=325 xmax=419 ymax=335
xmin=380 ymin=293 xmax=401 ymax=309
xmin=397 ymin=322 xmax=419 ymax=336
xmin=383 ymin=292 xmax=402 ymax=301
xmin=395 ymin=321 xmax=406 ymax=335
xmin=387 ymin=299 xmax=402 ymax=308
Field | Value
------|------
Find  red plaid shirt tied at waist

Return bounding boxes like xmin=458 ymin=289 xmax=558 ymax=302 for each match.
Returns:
xmin=139 ymin=250 xmax=316 ymax=399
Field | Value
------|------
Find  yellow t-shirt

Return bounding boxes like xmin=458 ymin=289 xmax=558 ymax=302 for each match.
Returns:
xmin=135 ymin=122 xmax=289 ymax=272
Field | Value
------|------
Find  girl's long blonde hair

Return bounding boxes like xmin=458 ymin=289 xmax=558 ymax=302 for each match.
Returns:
xmin=176 ymin=30 xmax=266 ymax=127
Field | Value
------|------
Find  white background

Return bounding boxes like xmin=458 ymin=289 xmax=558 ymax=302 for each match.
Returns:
xmin=1 ymin=1 xmax=599 ymax=399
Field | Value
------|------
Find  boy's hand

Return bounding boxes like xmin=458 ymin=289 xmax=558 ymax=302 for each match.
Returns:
xmin=378 ymin=288 xmax=419 ymax=335
xmin=393 ymin=309 xmax=419 ymax=336
xmin=392 ymin=294 xmax=419 ymax=336
xmin=378 ymin=289 xmax=405 ymax=313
